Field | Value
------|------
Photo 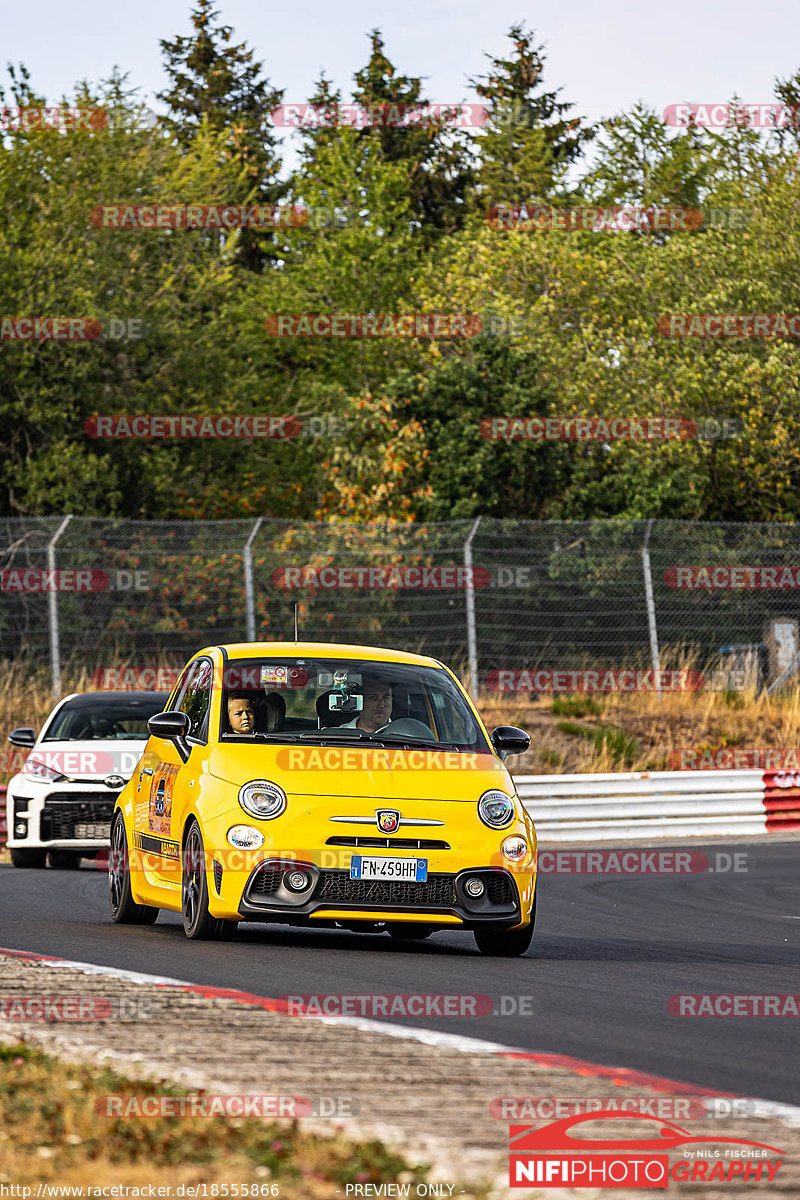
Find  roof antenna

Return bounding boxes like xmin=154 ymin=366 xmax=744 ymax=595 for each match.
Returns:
xmin=293 ymin=601 xmax=299 ymax=642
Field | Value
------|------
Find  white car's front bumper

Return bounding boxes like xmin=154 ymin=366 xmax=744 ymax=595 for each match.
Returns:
xmin=6 ymin=778 xmax=123 ymax=851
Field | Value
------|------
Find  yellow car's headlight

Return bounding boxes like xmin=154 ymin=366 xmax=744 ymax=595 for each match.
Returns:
xmin=478 ymin=790 xmax=515 ymax=828
xmin=238 ymin=780 xmax=287 ymax=820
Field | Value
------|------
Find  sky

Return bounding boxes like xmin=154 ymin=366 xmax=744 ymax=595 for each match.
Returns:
xmin=3 ymin=0 xmax=800 ymax=142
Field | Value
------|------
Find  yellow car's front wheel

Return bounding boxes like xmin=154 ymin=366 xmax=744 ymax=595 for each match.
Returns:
xmin=109 ymin=813 xmax=159 ymax=926
xmin=182 ymin=822 xmax=238 ymax=941
xmin=473 ymin=890 xmax=536 ymax=957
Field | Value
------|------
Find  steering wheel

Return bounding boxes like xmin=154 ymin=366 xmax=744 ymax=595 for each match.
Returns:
xmin=375 ymin=718 xmax=435 ymax=739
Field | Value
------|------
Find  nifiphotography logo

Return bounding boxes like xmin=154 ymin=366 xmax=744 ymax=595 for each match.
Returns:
xmin=508 ymin=1110 xmax=784 ymax=1188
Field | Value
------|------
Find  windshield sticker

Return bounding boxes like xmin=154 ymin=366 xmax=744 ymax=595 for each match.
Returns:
xmin=261 ymin=665 xmax=289 ymax=686
xmin=259 ymin=665 xmax=309 ymax=689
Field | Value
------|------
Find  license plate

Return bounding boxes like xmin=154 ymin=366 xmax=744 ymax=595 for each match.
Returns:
xmin=350 ymin=855 xmax=427 ymax=882
xmin=74 ymin=822 xmax=111 ymax=840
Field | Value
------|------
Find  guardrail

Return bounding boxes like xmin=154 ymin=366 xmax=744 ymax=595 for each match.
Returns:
xmin=515 ymin=769 xmax=800 ymax=840
xmin=1 ymin=774 xmax=798 ymax=850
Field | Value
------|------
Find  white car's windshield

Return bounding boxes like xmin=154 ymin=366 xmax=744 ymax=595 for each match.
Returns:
xmin=43 ymin=694 xmax=170 ymax=741
xmin=219 ymin=657 xmax=488 ymax=751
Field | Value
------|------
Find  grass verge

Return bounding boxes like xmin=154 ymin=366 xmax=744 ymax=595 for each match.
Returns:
xmin=0 ymin=1043 xmax=432 ymax=1196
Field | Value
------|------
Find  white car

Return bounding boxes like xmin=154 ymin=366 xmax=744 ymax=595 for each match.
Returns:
xmin=6 ymin=690 xmax=169 ymax=868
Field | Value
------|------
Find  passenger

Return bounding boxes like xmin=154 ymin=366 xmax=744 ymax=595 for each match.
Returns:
xmin=227 ymin=693 xmax=255 ymax=734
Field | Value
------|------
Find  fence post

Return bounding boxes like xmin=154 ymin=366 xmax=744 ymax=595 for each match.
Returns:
xmin=464 ymin=517 xmax=481 ymax=695
xmin=47 ymin=514 xmax=73 ymax=698
xmin=243 ymin=517 xmax=264 ymax=641
xmin=641 ymin=518 xmax=661 ymax=695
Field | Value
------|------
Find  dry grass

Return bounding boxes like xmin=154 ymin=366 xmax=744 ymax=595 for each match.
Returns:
xmin=0 ymin=1043 xmax=431 ymax=1194
xmin=477 ymin=684 xmax=800 ymax=774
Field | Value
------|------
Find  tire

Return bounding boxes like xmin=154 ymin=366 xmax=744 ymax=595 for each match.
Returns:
xmin=48 ymin=850 xmax=82 ymax=870
xmin=387 ymin=924 xmax=434 ymax=940
xmin=216 ymin=920 xmax=239 ymax=940
xmin=108 ymin=813 xmax=159 ymax=925
xmin=473 ymin=890 xmax=536 ymax=957
xmin=10 ymin=848 xmax=47 ymax=869
xmin=182 ymin=822 xmax=237 ymax=940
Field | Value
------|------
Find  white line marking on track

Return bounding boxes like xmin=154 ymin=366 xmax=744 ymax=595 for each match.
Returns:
xmin=5 ymin=946 xmax=800 ymax=1129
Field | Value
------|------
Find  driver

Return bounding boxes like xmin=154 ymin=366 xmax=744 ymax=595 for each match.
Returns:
xmin=340 ymin=678 xmax=393 ymax=732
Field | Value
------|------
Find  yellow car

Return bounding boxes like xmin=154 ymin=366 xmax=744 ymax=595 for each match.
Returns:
xmin=109 ymin=642 xmax=537 ymax=955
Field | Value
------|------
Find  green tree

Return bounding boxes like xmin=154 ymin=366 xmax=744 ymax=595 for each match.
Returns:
xmin=581 ymin=104 xmax=710 ymax=210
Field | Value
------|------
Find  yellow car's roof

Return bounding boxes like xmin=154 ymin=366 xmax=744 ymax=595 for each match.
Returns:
xmin=205 ymin=641 xmax=445 ymax=669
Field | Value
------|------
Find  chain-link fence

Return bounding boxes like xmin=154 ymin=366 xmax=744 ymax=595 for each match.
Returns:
xmin=2 ymin=516 xmax=800 ymax=695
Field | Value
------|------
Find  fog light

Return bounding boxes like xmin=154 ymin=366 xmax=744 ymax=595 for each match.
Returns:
xmin=14 ymin=821 xmax=27 ymax=838
xmin=285 ymin=870 xmax=311 ymax=892
xmin=501 ymin=836 xmax=528 ymax=862
xmin=465 ymin=876 xmax=485 ymax=898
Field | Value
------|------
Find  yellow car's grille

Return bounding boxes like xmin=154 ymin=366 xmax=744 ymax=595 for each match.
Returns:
xmin=245 ymin=866 xmax=517 ymax=909
xmin=316 ymin=871 xmax=456 ymax=908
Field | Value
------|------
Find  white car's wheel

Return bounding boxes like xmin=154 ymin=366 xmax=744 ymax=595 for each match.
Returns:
xmin=10 ymin=848 xmax=47 ymax=869
xmin=48 ymin=850 xmax=81 ymax=870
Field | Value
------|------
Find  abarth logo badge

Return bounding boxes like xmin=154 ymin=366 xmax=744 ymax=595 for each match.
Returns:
xmin=376 ymin=809 xmax=400 ymax=833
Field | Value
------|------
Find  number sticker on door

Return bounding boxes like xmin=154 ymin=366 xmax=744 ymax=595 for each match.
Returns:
xmin=149 ymin=764 xmax=178 ymax=835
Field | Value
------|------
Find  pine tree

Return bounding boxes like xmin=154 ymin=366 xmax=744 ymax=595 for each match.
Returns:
xmin=350 ymin=29 xmax=474 ymax=239
xmin=471 ymin=24 xmax=594 ymax=208
xmin=774 ymin=68 xmax=800 ymax=149
xmin=296 ymin=73 xmax=346 ymax=174
xmin=157 ymin=0 xmax=285 ymax=269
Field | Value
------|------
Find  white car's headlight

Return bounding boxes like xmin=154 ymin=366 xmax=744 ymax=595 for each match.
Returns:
xmin=22 ymin=758 xmax=66 ymax=783
xmin=478 ymin=790 xmax=515 ymax=828
xmin=238 ymin=780 xmax=286 ymax=820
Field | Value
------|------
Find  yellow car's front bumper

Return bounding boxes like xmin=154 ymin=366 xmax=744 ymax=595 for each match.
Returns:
xmin=204 ymin=845 xmax=535 ymax=930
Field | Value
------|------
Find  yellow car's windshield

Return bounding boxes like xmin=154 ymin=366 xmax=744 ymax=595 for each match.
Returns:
xmin=218 ymin=656 xmax=489 ymax=751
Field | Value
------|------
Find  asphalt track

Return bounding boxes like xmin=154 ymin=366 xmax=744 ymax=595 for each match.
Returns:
xmin=1 ymin=838 xmax=798 ymax=1105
